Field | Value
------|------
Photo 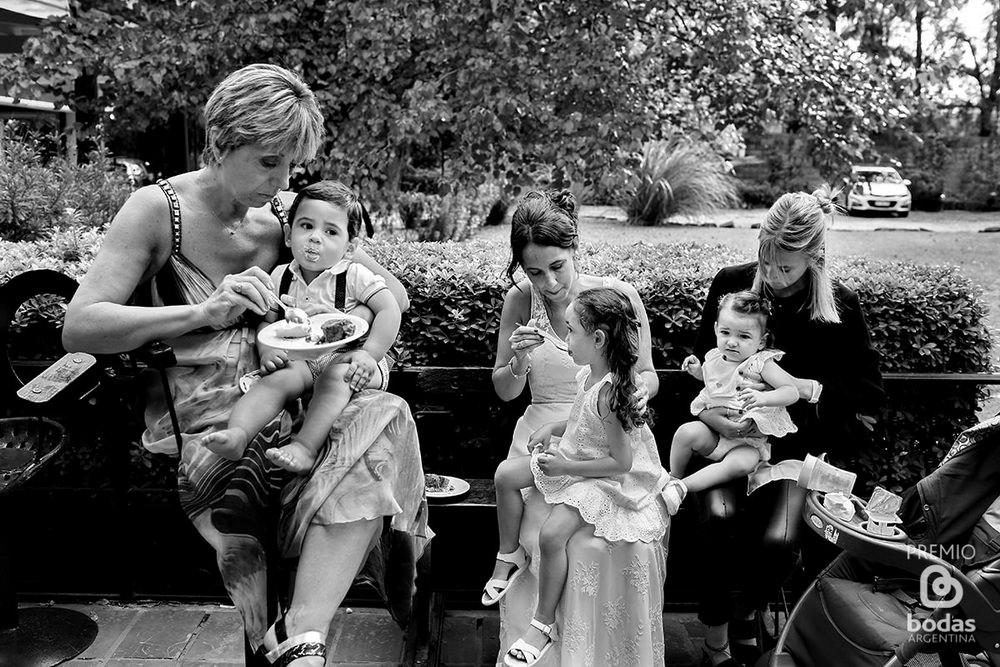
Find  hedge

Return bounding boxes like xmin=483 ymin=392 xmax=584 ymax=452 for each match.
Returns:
xmin=1 ymin=230 xmax=995 ymax=492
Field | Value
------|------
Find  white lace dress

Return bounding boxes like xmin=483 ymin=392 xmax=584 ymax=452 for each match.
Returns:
xmin=531 ymin=368 xmax=667 ymax=543
xmin=497 ymin=283 xmax=669 ymax=667
xmin=690 ymin=348 xmax=798 ymax=461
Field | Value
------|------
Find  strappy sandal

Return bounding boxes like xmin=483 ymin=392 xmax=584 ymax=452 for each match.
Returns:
xmin=730 ymin=614 xmax=765 ymax=666
xmin=661 ymin=478 xmax=688 ymax=515
xmin=481 ymin=545 xmax=529 ymax=606
xmin=504 ymin=617 xmax=555 ymax=666
xmin=263 ymin=616 xmax=328 ymax=667
xmin=700 ymin=640 xmax=742 ymax=667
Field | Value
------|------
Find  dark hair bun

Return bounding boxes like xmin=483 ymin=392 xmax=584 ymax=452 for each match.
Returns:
xmin=546 ymin=189 xmax=578 ymax=220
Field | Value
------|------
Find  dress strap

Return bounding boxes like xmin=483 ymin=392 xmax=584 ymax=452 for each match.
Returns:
xmin=270 ymin=195 xmax=288 ymax=226
xmin=156 ymin=178 xmax=183 ymax=255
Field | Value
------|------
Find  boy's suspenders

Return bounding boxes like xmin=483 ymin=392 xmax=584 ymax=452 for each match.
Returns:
xmin=277 ymin=268 xmax=347 ymax=310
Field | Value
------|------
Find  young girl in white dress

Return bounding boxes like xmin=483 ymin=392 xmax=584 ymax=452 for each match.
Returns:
xmin=483 ymin=287 xmax=669 ymax=667
xmin=663 ymin=290 xmax=803 ymax=514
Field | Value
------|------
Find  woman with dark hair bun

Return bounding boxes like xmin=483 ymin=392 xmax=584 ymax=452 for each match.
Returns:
xmin=489 ymin=190 xmax=667 ymax=666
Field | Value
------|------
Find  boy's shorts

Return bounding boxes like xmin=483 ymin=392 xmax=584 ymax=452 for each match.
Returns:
xmin=306 ymin=351 xmax=391 ymax=391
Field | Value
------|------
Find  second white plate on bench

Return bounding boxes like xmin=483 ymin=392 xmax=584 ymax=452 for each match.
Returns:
xmin=425 ymin=475 xmax=470 ymax=502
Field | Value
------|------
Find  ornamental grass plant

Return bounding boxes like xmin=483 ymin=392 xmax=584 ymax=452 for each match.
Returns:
xmin=625 ymin=138 xmax=740 ymax=225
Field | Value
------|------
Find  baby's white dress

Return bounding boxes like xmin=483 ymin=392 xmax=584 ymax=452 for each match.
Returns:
xmin=530 ymin=367 xmax=668 ymax=544
xmin=690 ymin=348 xmax=798 ymax=461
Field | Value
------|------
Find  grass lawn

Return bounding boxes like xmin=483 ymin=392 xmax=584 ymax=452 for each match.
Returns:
xmin=475 ymin=208 xmax=1000 ymax=373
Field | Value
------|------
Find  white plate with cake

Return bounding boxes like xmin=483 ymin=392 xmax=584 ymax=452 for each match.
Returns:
xmin=257 ymin=312 xmax=369 ymax=361
xmin=424 ymin=473 xmax=470 ymax=502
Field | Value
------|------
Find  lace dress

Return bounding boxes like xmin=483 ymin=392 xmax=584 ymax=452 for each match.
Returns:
xmin=531 ymin=369 xmax=667 ymax=543
xmin=498 ymin=283 xmax=669 ymax=667
xmin=690 ymin=348 xmax=797 ymax=461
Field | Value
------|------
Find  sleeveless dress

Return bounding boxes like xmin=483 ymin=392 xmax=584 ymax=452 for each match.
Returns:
xmin=531 ymin=368 xmax=667 ymax=543
xmin=690 ymin=348 xmax=798 ymax=462
xmin=498 ymin=283 xmax=669 ymax=667
xmin=139 ymin=180 xmax=430 ymax=651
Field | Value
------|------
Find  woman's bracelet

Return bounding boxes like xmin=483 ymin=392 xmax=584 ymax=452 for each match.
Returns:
xmin=508 ymin=355 xmax=531 ymax=379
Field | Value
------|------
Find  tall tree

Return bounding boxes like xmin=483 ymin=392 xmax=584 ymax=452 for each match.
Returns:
xmin=1 ymin=0 xmax=903 ymax=195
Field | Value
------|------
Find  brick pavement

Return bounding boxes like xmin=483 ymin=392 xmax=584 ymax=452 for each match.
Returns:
xmin=27 ymin=600 xmax=703 ymax=666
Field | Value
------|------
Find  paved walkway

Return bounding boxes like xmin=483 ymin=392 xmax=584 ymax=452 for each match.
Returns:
xmin=580 ymin=205 xmax=1000 ymax=234
xmin=29 ymin=601 xmax=705 ymax=666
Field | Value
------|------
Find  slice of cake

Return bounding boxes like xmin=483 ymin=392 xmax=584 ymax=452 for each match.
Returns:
xmin=319 ymin=319 xmax=356 ymax=344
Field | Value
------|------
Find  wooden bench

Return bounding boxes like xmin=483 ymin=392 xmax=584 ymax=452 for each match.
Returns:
xmin=386 ymin=366 xmax=1000 ymax=597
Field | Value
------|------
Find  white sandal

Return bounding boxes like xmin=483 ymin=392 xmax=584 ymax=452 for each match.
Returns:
xmin=481 ymin=545 xmax=529 ymax=606
xmin=504 ymin=617 xmax=555 ymax=666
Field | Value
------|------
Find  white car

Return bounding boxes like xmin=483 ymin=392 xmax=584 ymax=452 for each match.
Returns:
xmin=842 ymin=165 xmax=912 ymax=217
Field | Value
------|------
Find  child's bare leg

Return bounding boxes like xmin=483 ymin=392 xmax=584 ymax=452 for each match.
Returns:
xmin=527 ymin=504 xmax=584 ymax=646
xmin=489 ymin=456 xmax=535 ymax=581
xmin=669 ymin=420 xmax=720 ymax=477
xmin=200 ymin=362 xmax=312 ymax=460
xmin=681 ymin=445 xmax=761 ymax=494
xmin=266 ymin=361 xmax=376 ymax=473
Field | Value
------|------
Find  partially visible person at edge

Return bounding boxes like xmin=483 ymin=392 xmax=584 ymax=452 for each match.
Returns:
xmin=489 ymin=189 xmax=668 ymax=666
xmin=691 ymin=185 xmax=884 ymax=667
xmin=62 ymin=63 xmax=428 ymax=667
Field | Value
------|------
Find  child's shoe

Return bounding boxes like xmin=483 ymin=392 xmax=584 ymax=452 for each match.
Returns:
xmin=661 ymin=478 xmax=688 ymax=516
xmin=504 ymin=617 xmax=556 ymax=666
xmin=481 ymin=545 xmax=529 ymax=606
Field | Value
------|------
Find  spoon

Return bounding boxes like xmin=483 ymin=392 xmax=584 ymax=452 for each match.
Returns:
xmin=267 ymin=294 xmax=309 ymax=324
xmin=518 ymin=321 xmax=568 ymax=352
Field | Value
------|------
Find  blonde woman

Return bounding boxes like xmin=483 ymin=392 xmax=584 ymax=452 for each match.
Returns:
xmin=64 ymin=64 xmax=425 ymax=667
xmin=691 ymin=186 xmax=884 ymax=667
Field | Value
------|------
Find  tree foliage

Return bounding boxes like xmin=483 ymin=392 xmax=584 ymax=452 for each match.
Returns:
xmin=1 ymin=0 xmax=904 ymax=197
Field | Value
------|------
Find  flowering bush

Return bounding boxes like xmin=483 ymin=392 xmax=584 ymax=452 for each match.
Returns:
xmin=0 ymin=135 xmax=131 ymax=242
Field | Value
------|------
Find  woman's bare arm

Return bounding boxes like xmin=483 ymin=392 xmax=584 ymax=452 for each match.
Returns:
xmin=492 ymin=283 xmax=540 ymax=402
xmin=64 ymin=187 xmax=276 ymax=354
xmin=63 ymin=188 xmax=212 ymax=353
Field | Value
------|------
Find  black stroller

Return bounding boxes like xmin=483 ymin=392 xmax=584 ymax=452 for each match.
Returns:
xmin=761 ymin=415 xmax=1000 ymax=667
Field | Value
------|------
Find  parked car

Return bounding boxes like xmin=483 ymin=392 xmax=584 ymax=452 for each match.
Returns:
xmin=111 ymin=156 xmax=152 ymax=188
xmin=841 ymin=165 xmax=912 ymax=217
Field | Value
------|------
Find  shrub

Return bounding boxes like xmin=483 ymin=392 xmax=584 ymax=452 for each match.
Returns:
xmin=906 ymin=168 xmax=945 ymax=212
xmin=384 ymin=183 xmax=502 ymax=241
xmin=625 ymin=139 xmax=740 ymax=225
xmin=0 ymin=134 xmax=132 ymax=241
xmin=2 ymin=237 xmax=993 ymax=493
xmin=373 ymin=241 xmax=994 ymax=493
xmin=736 ymin=180 xmax=783 ymax=209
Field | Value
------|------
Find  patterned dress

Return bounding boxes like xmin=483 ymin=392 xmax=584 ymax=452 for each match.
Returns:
xmin=497 ymin=283 xmax=669 ymax=667
xmin=138 ymin=180 xmax=430 ymax=651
